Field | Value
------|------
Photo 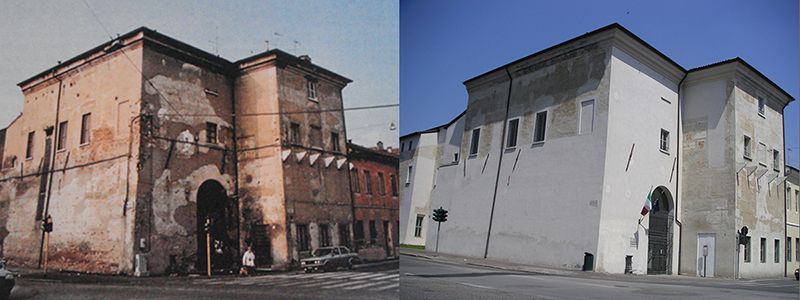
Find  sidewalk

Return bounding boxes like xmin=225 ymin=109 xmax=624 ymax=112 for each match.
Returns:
xmin=400 ymin=248 xmax=793 ymax=284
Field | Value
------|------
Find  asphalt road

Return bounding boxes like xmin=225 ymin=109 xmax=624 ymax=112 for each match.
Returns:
xmin=400 ymin=255 xmax=799 ymax=300
xmin=6 ymin=261 xmax=399 ymax=300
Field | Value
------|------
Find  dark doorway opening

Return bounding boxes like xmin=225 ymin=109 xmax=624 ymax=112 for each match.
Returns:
xmin=196 ymin=180 xmax=239 ymax=273
xmin=647 ymin=186 xmax=674 ymax=275
xmin=250 ymin=224 xmax=272 ymax=267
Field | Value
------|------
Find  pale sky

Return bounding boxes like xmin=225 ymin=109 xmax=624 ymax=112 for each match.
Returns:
xmin=0 ymin=0 xmax=398 ymax=148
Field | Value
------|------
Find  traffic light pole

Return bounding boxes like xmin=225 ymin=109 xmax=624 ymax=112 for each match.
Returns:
xmin=435 ymin=221 xmax=441 ymax=253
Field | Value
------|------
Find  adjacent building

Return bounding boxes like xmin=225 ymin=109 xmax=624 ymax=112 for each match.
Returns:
xmin=348 ymin=142 xmax=400 ymax=260
xmin=425 ymin=23 xmax=793 ymax=278
xmin=787 ymin=165 xmax=799 ymax=276
xmin=399 ymin=111 xmax=463 ymax=246
xmin=0 ymin=27 xmax=355 ymax=275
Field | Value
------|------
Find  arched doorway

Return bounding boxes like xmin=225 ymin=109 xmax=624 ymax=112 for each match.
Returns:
xmin=647 ymin=186 xmax=674 ymax=275
xmin=196 ymin=180 xmax=239 ymax=273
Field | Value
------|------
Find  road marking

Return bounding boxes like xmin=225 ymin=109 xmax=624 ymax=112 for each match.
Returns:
xmin=343 ymin=281 xmax=388 ymax=290
xmin=458 ymin=282 xmax=495 ymax=290
xmin=371 ymin=273 xmax=399 ymax=280
xmin=321 ymin=280 xmax=372 ymax=289
xmin=371 ymin=282 xmax=400 ymax=291
xmin=349 ymin=273 xmax=387 ymax=280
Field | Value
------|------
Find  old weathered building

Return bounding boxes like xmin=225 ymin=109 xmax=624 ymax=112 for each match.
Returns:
xmin=399 ymin=111 xmax=463 ymax=247
xmin=348 ymin=142 xmax=399 ymax=260
xmin=0 ymin=27 xmax=355 ymax=275
xmin=425 ymin=23 xmax=793 ymax=278
xmin=786 ymin=165 xmax=799 ymax=276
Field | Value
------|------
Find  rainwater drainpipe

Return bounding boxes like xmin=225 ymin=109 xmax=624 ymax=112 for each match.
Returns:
xmin=675 ymin=72 xmax=686 ymax=275
xmin=229 ymin=73 xmax=242 ymax=257
xmin=38 ymin=74 xmax=63 ymax=268
xmin=484 ymin=67 xmax=513 ymax=259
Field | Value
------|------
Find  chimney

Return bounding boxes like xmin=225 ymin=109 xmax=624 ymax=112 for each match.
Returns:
xmin=298 ymin=55 xmax=312 ymax=63
xmin=376 ymin=141 xmax=384 ymax=150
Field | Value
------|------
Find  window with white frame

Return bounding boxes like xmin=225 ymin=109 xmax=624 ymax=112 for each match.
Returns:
xmin=757 ymin=97 xmax=765 ymax=116
xmin=533 ymin=111 xmax=547 ymax=143
xmin=579 ymin=100 xmax=594 ymax=134
xmin=469 ymin=128 xmax=480 ymax=155
xmin=743 ymin=135 xmax=752 ymax=159
xmin=405 ymin=165 xmax=412 ymax=185
xmin=307 ymin=80 xmax=317 ymax=100
xmin=659 ymin=129 xmax=670 ymax=153
xmin=506 ymin=118 xmax=519 ymax=148
xmin=414 ymin=214 xmax=424 ymax=237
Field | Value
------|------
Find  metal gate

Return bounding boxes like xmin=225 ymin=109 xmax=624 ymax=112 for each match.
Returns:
xmin=647 ymin=212 xmax=672 ymax=274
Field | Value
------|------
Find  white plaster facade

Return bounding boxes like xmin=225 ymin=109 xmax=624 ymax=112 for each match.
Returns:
xmin=425 ymin=24 xmax=793 ymax=278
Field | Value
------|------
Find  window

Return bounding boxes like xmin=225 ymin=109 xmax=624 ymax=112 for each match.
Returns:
xmin=758 ymin=142 xmax=767 ymax=166
xmin=579 ymin=100 xmax=595 ymax=134
xmin=400 ymin=142 xmax=405 ymax=152
xmin=757 ymin=97 xmax=765 ymax=116
xmin=760 ymin=237 xmax=766 ymax=263
xmin=319 ymin=224 xmax=330 ymax=247
xmin=772 ymin=149 xmax=780 ymax=171
xmin=26 ymin=131 xmax=34 ymax=159
xmin=351 ymin=169 xmax=360 ymax=193
xmin=796 ymin=190 xmax=799 ymax=212
xmin=659 ymin=129 xmax=670 ymax=153
xmin=796 ymin=238 xmax=799 ymax=262
xmin=364 ymin=170 xmax=373 ymax=195
xmin=533 ymin=111 xmax=547 ymax=143
xmin=331 ymin=132 xmax=340 ymax=152
xmin=414 ymin=215 xmax=424 ymax=237
xmin=405 ymin=166 xmax=412 ymax=185
xmin=774 ymin=239 xmax=780 ymax=263
xmin=310 ymin=125 xmax=322 ymax=148
xmin=338 ymin=224 xmax=350 ymax=247
xmin=744 ymin=236 xmax=751 ymax=262
xmin=354 ymin=220 xmax=365 ymax=244
xmin=506 ymin=118 xmax=519 ymax=148
xmin=57 ymin=121 xmax=68 ymax=151
xmin=80 ymin=113 xmax=92 ymax=145
xmin=290 ymin=122 xmax=301 ymax=145
xmin=369 ymin=220 xmax=377 ymax=244
xmin=297 ymin=224 xmax=310 ymax=251
xmin=788 ymin=237 xmax=792 ymax=262
xmin=409 ymin=140 xmax=413 ymax=150
xmin=788 ymin=187 xmax=793 ymax=211
xmin=390 ymin=174 xmax=398 ymax=196
xmin=743 ymin=135 xmax=752 ymax=159
xmin=378 ymin=172 xmax=386 ymax=196
xmin=205 ymin=122 xmax=217 ymax=144
xmin=453 ymin=153 xmax=459 ymax=162
xmin=469 ymin=128 xmax=480 ymax=155
xmin=307 ymin=80 xmax=317 ymax=100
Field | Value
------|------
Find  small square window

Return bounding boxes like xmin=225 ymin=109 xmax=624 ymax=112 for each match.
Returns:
xmin=659 ymin=129 xmax=670 ymax=153
xmin=206 ymin=122 xmax=217 ymax=144
xmin=533 ymin=111 xmax=547 ymax=143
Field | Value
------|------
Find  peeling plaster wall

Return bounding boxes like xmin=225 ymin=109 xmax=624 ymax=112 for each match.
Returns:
xmin=0 ymin=43 xmax=144 ymax=274
xmin=235 ymin=63 xmax=288 ymax=268
xmin=399 ymin=132 xmax=437 ymax=246
xmin=597 ymin=46 xmax=680 ymax=274
xmin=277 ymin=65 xmax=352 ymax=263
xmin=731 ymin=76 xmax=785 ymax=278
xmin=137 ymin=46 xmax=236 ymax=274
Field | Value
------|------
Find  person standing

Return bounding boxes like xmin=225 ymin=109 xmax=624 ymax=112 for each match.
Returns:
xmin=242 ymin=245 xmax=256 ymax=276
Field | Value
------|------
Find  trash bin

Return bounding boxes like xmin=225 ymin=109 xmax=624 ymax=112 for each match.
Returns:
xmin=582 ymin=252 xmax=594 ymax=271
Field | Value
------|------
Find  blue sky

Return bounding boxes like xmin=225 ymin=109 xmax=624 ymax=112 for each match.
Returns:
xmin=0 ymin=0 xmax=398 ymax=148
xmin=400 ymin=0 xmax=799 ymax=167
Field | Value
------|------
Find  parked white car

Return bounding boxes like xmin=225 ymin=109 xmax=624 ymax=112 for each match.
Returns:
xmin=300 ymin=246 xmax=361 ymax=272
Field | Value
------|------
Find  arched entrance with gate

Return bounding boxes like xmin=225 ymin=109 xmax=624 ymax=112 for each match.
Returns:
xmin=647 ymin=186 xmax=674 ymax=275
xmin=196 ymin=180 xmax=239 ymax=273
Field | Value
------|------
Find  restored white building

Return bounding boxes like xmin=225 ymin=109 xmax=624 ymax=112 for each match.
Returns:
xmin=425 ymin=23 xmax=793 ymax=278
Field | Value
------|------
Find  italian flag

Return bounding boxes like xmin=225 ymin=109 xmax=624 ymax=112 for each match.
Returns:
xmin=640 ymin=188 xmax=653 ymax=216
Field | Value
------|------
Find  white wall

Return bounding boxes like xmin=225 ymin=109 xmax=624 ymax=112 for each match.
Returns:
xmin=399 ymin=132 xmax=438 ymax=245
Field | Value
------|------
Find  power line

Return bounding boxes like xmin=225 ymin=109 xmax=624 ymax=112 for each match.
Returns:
xmin=159 ymin=103 xmax=398 ymax=118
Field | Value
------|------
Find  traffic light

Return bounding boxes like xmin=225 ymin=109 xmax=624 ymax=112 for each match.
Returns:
xmin=42 ymin=215 xmax=53 ymax=233
xmin=432 ymin=207 xmax=448 ymax=223
xmin=204 ymin=217 xmax=213 ymax=233
xmin=738 ymin=226 xmax=749 ymax=245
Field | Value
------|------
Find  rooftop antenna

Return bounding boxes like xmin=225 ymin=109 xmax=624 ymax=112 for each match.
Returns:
xmin=209 ymin=26 xmax=220 ymax=56
xmin=265 ymin=40 xmax=270 ymax=51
